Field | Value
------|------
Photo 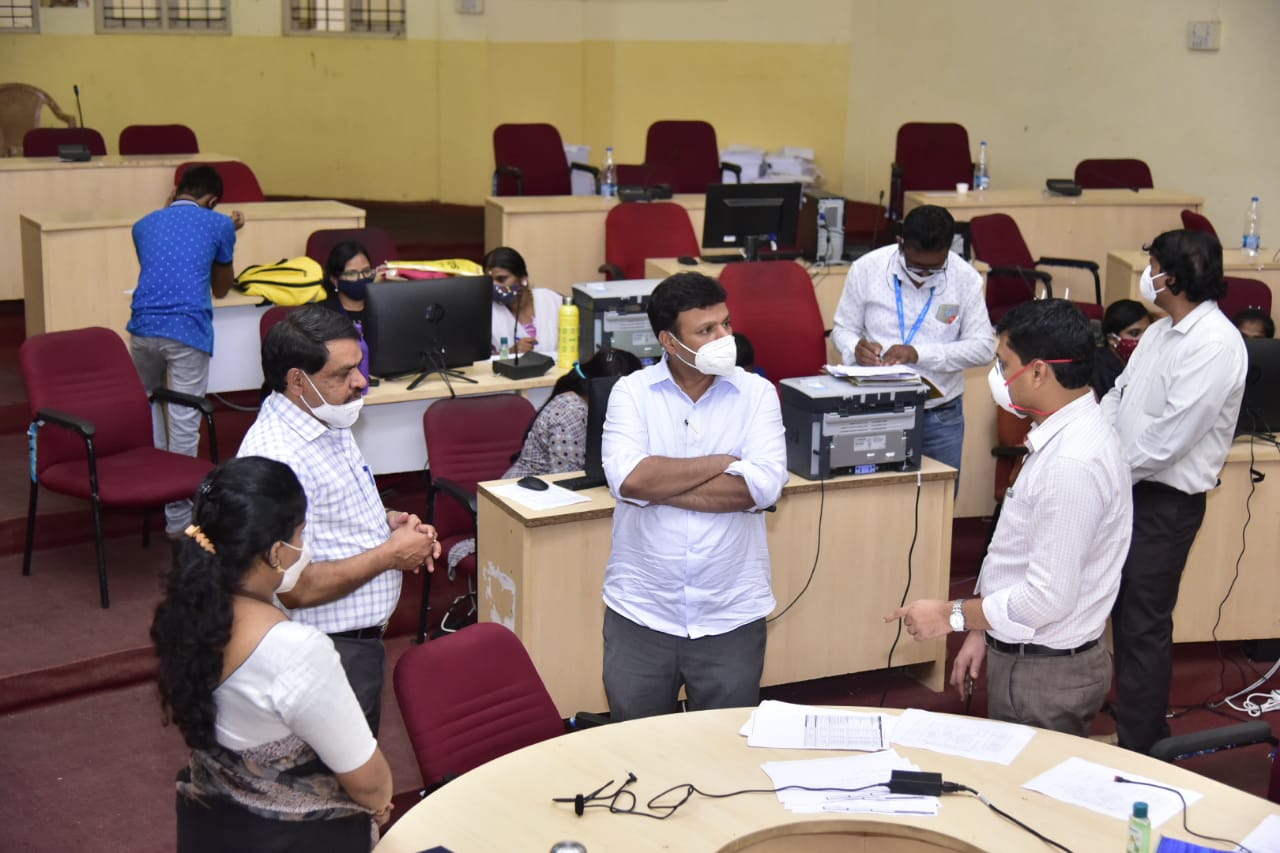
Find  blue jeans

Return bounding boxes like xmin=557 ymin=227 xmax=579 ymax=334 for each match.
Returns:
xmin=922 ymin=396 xmax=964 ymax=491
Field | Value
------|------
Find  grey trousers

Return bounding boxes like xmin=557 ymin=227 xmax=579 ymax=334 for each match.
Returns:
xmin=329 ymin=635 xmax=386 ymax=737
xmin=602 ymin=607 xmax=766 ymax=723
xmin=985 ymin=640 xmax=1111 ymax=737
xmin=129 ymin=335 xmax=210 ymax=534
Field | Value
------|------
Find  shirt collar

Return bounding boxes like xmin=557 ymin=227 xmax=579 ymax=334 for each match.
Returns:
xmin=263 ymin=390 xmax=329 ymax=443
xmin=1170 ymin=299 xmax=1219 ymax=335
xmin=646 ymin=354 xmax=745 ymax=396
xmin=1024 ymin=391 xmax=1098 ymax=454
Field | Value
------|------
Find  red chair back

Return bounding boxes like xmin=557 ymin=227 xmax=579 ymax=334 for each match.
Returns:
xmin=1218 ymin=277 xmax=1273 ymax=322
xmin=892 ymin=122 xmax=972 ymax=216
xmin=603 ymin=202 xmax=699 ymax=280
xmin=1073 ymin=158 xmax=1154 ymax=190
xmin=1180 ymin=209 xmax=1218 ymax=239
xmin=720 ymin=261 xmax=826 ymax=383
xmin=970 ymin=213 xmax=1038 ymax=321
xmin=492 ymin=123 xmax=572 ymax=196
xmin=305 ymin=227 xmax=399 ymax=268
xmin=20 ymin=327 xmax=154 ymax=472
xmin=118 ymin=123 xmax=199 ymax=156
xmin=259 ymin=306 xmax=294 ymax=345
xmin=174 ymin=160 xmax=266 ymax=203
xmin=643 ymin=120 xmax=723 ymax=194
xmin=393 ymin=622 xmax=563 ymax=788
xmin=22 ymin=127 xmax=108 ymax=157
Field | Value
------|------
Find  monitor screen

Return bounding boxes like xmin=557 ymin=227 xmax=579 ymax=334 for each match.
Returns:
xmin=1236 ymin=337 xmax=1280 ymax=437
xmin=363 ymin=276 xmax=493 ymax=378
xmin=701 ymin=182 xmax=803 ymax=255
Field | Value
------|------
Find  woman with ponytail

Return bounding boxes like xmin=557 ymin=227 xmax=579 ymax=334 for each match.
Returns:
xmin=152 ymin=456 xmax=393 ymax=852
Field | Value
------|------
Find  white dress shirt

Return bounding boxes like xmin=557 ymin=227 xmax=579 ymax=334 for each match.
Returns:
xmin=238 ymin=392 xmax=399 ymax=634
xmin=1100 ymin=300 xmax=1247 ymax=493
xmin=490 ymin=287 xmax=563 ymax=358
xmin=831 ymin=244 xmax=995 ymax=407
xmin=977 ymin=393 xmax=1133 ymax=647
xmin=601 ymin=358 xmax=789 ymax=639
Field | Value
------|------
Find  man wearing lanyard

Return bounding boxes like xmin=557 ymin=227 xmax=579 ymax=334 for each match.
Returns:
xmin=832 ymin=205 xmax=994 ymax=478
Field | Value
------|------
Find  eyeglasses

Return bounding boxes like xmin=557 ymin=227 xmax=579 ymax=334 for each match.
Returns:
xmin=338 ymin=267 xmax=376 ymax=282
xmin=900 ymin=250 xmax=947 ymax=278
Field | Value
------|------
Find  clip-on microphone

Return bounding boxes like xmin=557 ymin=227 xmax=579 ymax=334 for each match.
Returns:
xmin=552 ymin=773 xmax=638 ymax=816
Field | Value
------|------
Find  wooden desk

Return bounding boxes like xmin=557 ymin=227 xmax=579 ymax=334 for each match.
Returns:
xmin=1106 ymin=248 xmax=1280 ymax=328
xmin=484 ymin=194 xmax=707 ymax=295
xmin=375 ymin=707 xmax=1279 ymax=853
xmin=0 ymin=152 xmax=234 ymax=301
xmin=645 ymin=256 xmax=851 ymax=328
xmin=476 ymin=462 xmax=957 ymax=718
xmin=906 ymin=188 xmax=1202 ymax=302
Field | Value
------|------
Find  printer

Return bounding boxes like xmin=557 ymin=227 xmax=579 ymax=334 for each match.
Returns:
xmin=779 ymin=374 xmax=927 ymax=480
xmin=571 ymin=278 xmax=663 ymax=363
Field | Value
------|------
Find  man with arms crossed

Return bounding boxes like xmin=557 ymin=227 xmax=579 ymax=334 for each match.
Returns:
xmin=1101 ymin=229 xmax=1247 ymax=754
xmin=889 ymin=299 xmax=1132 ymax=736
xmin=239 ymin=306 xmax=440 ymax=734
xmin=601 ymin=273 xmax=788 ymax=722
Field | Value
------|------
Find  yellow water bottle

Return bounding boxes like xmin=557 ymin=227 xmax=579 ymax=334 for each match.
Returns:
xmin=557 ymin=296 xmax=579 ymax=370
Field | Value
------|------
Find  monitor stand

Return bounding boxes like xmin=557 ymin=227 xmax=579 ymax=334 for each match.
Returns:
xmin=407 ymin=349 xmax=478 ymax=394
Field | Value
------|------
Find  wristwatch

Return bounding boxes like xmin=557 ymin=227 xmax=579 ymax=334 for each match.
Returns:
xmin=949 ymin=599 xmax=967 ymax=632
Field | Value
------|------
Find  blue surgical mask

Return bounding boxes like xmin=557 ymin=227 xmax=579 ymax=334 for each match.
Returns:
xmin=338 ymin=276 xmax=374 ymax=302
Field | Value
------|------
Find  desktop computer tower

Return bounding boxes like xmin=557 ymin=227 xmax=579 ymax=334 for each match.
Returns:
xmin=800 ymin=190 xmax=845 ymax=264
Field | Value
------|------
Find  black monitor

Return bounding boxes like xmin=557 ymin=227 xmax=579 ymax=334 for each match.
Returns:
xmin=701 ymin=182 xmax=803 ymax=261
xmin=558 ymin=374 xmax=624 ymax=491
xmin=363 ymin=276 xmax=492 ymax=389
xmin=1236 ymin=337 xmax=1280 ymax=437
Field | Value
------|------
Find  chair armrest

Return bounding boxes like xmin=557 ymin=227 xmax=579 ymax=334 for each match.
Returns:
xmin=1036 ymin=257 xmax=1102 ymax=304
xmin=492 ymin=164 xmax=523 ymax=196
xmin=432 ymin=476 xmax=478 ymax=520
xmin=720 ymin=161 xmax=743 ymax=183
xmin=986 ymin=265 xmax=1054 ymax=299
xmin=571 ymin=161 xmax=601 ymax=194
xmin=991 ymin=446 xmax=1029 ymax=459
xmin=33 ymin=407 xmax=95 ymax=439
xmin=598 ymin=263 xmax=625 ymax=281
xmin=150 ymin=388 xmax=220 ymax=464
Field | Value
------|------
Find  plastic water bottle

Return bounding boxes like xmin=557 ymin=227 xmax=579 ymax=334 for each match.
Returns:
xmin=974 ymin=141 xmax=991 ymax=192
xmin=601 ymin=147 xmax=617 ymax=198
xmin=1242 ymin=196 xmax=1260 ymax=257
xmin=1125 ymin=801 xmax=1151 ymax=853
xmin=557 ymin=296 xmax=580 ymax=369
xmin=498 ymin=336 xmax=510 ymax=358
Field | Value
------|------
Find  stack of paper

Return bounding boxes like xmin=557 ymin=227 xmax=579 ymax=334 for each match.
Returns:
xmin=720 ymin=145 xmax=767 ymax=181
xmin=761 ymin=750 xmax=939 ymax=815
xmin=742 ymin=700 xmax=893 ymax=751
xmin=825 ymin=363 xmax=924 ymax=384
xmin=764 ymin=147 xmax=824 ymax=187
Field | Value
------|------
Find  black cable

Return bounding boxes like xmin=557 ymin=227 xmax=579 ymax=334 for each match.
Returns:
xmin=1114 ymin=776 xmax=1251 ymax=853
xmin=767 ymin=479 xmax=823 ymax=624
xmin=880 ymin=473 xmax=922 ymax=707
xmin=947 ymin=784 xmax=1072 ymax=853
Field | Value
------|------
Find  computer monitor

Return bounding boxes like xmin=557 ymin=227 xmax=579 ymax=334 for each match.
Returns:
xmin=1236 ymin=337 xmax=1280 ymax=437
xmin=701 ymin=182 xmax=803 ymax=261
xmin=559 ymin=374 xmax=625 ymax=491
xmin=363 ymin=276 xmax=492 ymax=385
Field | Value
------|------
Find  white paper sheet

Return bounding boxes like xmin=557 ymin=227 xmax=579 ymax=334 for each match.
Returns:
xmin=824 ymin=363 xmax=922 ymax=382
xmin=1239 ymin=813 xmax=1280 ymax=853
xmin=745 ymin=700 xmax=890 ymax=751
xmin=488 ymin=481 xmax=591 ymax=511
xmin=888 ymin=708 xmax=1035 ymax=765
xmin=1021 ymin=756 xmax=1201 ymax=828
xmin=761 ymin=750 xmax=938 ymax=815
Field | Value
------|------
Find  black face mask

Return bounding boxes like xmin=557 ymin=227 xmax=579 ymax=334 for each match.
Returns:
xmin=338 ymin=276 xmax=375 ymax=301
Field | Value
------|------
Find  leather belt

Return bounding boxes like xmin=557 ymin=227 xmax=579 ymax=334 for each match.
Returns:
xmin=329 ymin=625 xmax=386 ymax=641
xmin=985 ymin=635 xmax=1098 ymax=657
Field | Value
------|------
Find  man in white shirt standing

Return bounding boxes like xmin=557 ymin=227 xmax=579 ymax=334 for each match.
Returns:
xmin=1100 ymin=229 xmax=1247 ymax=754
xmin=831 ymin=204 xmax=994 ymax=479
xmin=601 ymin=273 xmax=789 ymax=722
xmin=889 ymin=299 xmax=1132 ymax=737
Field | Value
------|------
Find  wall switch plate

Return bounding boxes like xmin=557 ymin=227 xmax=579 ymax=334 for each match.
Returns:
xmin=456 ymin=0 xmax=484 ymax=14
xmin=1187 ymin=20 xmax=1222 ymax=51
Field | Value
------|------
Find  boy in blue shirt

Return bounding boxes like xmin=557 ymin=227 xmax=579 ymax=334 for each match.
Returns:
xmin=128 ymin=164 xmax=244 ymax=537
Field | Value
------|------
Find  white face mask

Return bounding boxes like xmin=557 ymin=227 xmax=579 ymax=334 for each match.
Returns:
xmin=1138 ymin=264 xmax=1168 ymax=304
xmin=274 ymin=539 xmax=312 ymax=595
xmin=987 ymin=363 xmax=1026 ymax=419
xmin=671 ymin=333 xmax=737 ymax=377
xmin=301 ymin=372 xmax=363 ymax=429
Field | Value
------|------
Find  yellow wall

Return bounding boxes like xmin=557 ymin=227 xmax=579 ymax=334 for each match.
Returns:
xmin=2 ymin=0 xmax=1275 ymax=232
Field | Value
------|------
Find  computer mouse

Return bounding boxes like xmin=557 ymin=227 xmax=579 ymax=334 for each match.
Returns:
xmin=677 ymin=256 xmax=699 ymax=266
xmin=517 ymin=476 xmax=550 ymax=491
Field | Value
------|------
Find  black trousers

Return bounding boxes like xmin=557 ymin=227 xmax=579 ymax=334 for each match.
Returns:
xmin=1112 ymin=480 xmax=1206 ymax=754
xmin=330 ymin=635 xmax=386 ymax=737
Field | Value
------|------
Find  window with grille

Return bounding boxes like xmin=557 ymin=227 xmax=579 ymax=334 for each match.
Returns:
xmin=98 ymin=0 xmax=229 ymax=32
xmin=0 ymin=0 xmax=38 ymax=32
xmin=286 ymin=0 xmax=405 ymax=37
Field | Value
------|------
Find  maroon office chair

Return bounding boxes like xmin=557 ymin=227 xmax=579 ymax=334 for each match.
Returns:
xmin=720 ymin=261 xmax=826 ymax=383
xmin=1217 ymin=277 xmax=1273 ymax=323
xmin=1180 ymin=209 xmax=1219 ymax=239
xmin=22 ymin=126 xmax=107 ymax=157
xmin=394 ymin=622 xmax=564 ymax=791
xmin=889 ymin=122 xmax=973 ymax=220
xmin=492 ymin=123 xmax=599 ymax=196
xmin=174 ymin=160 xmax=266 ymax=203
xmin=600 ymin=202 xmax=699 ymax=281
xmin=1073 ymin=158 xmax=1154 ymax=190
xmin=19 ymin=327 xmax=218 ymax=608
xmin=969 ymin=213 xmax=1103 ymax=323
xmin=631 ymin=120 xmax=742 ymax=193
xmin=304 ymin=227 xmax=399 ymax=269
xmin=118 ymin=124 xmax=199 ymax=156
xmin=417 ymin=395 xmax=536 ymax=641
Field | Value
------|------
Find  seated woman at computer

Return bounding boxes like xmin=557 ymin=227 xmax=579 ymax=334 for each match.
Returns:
xmin=1091 ymin=298 xmax=1151 ymax=398
xmin=504 ymin=347 xmax=642 ymax=479
xmin=485 ymin=246 xmax=563 ymax=358
xmin=322 ymin=240 xmax=385 ymax=324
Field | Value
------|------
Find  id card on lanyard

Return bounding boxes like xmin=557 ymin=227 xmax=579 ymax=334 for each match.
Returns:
xmin=894 ymin=275 xmax=935 ymax=347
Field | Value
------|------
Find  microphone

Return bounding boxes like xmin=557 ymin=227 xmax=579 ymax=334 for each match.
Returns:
xmin=512 ymin=314 xmax=520 ymax=366
xmin=73 ymin=84 xmax=84 ymax=128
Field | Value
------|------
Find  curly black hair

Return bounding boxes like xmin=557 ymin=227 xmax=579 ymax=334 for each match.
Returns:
xmin=151 ymin=456 xmax=307 ymax=750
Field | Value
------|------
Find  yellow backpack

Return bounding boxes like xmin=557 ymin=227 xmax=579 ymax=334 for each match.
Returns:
xmin=235 ymin=257 xmax=326 ymax=306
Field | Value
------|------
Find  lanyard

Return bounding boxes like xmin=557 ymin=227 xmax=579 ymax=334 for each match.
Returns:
xmin=894 ymin=275 xmax=935 ymax=347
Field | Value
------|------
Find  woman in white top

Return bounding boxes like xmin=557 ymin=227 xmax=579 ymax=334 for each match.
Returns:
xmin=152 ymin=456 xmax=393 ymax=852
xmin=486 ymin=246 xmax=562 ymax=358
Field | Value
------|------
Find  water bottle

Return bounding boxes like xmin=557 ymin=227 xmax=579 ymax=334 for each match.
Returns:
xmin=601 ymin=147 xmax=617 ymax=198
xmin=557 ymin=296 xmax=580 ymax=369
xmin=1242 ymin=196 xmax=1260 ymax=257
xmin=1125 ymin=801 xmax=1151 ymax=853
xmin=498 ymin=336 xmax=510 ymax=358
xmin=974 ymin=141 xmax=990 ymax=192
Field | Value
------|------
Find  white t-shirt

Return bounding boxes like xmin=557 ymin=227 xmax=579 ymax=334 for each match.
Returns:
xmin=213 ymin=621 xmax=376 ymax=775
xmin=491 ymin=287 xmax=564 ymax=358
